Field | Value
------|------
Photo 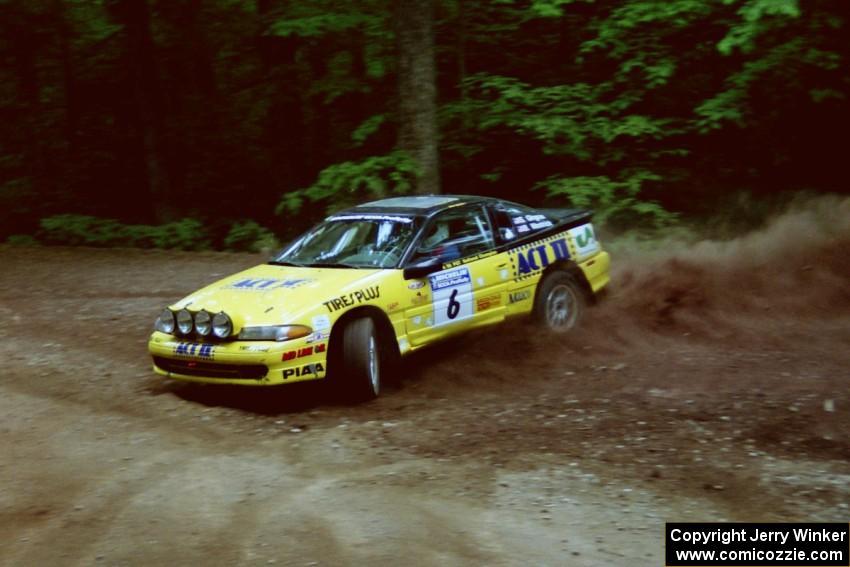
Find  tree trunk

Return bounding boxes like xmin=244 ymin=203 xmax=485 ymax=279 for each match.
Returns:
xmin=394 ymin=0 xmax=440 ymax=194
xmin=457 ymin=0 xmax=470 ymax=130
xmin=120 ymin=0 xmax=175 ymax=222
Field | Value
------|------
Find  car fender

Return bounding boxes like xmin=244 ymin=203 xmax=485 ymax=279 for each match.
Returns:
xmin=538 ymin=259 xmax=593 ymax=302
xmin=326 ymin=305 xmax=400 ymax=376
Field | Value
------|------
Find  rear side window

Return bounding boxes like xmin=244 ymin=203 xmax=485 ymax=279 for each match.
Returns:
xmin=491 ymin=203 xmax=554 ymax=243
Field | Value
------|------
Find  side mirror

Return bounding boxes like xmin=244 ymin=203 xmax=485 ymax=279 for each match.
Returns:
xmin=403 ymin=257 xmax=442 ymax=280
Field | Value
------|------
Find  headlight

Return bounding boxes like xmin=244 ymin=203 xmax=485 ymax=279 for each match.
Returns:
xmin=238 ymin=325 xmax=312 ymax=342
xmin=212 ymin=312 xmax=233 ymax=339
xmin=194 ymin=310 xmax=212 ymax=336
xmin=154 ymin=309 xmax=175 ymax=334
xmin=176 ymin=309 xmax=194 ymax=335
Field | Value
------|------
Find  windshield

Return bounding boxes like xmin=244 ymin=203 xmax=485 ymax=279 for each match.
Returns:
xmin=272 ymin=214 xmax=419 ymax=269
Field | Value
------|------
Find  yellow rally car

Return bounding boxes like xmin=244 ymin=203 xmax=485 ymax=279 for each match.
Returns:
xmin=148 ymin=195 xmax=610 ymax=399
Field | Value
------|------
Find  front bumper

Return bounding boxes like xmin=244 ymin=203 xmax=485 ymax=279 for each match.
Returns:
xmin=147 ymin=331 xmax=329 ymax=386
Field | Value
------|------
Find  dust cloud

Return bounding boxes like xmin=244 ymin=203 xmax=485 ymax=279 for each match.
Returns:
xmin=424 ymin=196 xmax=850 ymax=387
xmin=609 ymin=195 xmax=850 ymax=328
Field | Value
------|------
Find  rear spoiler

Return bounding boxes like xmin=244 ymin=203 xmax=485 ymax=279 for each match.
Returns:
xmin=540 ymin=208 xmax=593 ymax=227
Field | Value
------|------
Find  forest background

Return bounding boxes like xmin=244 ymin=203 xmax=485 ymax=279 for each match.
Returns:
xmin=1 ymin=0 xmax=847 ymax=251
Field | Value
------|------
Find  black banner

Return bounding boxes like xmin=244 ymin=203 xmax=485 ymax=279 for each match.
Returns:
xmin=666 ymin=523 xmax=849 ymax=566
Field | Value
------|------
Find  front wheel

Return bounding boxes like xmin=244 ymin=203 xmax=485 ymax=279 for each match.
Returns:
xmin=533 ymin=271 xmax=586 ymax=332
xmin=342 ymin=317 xmax=382 ymax=401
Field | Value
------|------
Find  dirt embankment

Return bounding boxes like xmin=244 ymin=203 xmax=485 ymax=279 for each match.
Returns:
xmin=1 ymin=197 xmax=848 ymax=566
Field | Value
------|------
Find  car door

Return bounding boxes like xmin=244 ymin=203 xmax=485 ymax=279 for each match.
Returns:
xmin=404 ymin=205 xmax=509 ymax=347
xmin=488 ymin=201 xmax=562 ymax=316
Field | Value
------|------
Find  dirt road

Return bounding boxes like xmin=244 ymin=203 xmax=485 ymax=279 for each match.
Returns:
xmin=1 ymin=199 xmax=849 ymax=566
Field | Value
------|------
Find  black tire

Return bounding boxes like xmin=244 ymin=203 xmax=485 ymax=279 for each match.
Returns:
xmin=533 ymin=271 xmax=586 ymax=332
xmin=342 ymin=317 xmax=382 ymax=401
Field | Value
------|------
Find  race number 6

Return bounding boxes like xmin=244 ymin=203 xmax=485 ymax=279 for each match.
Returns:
xmin=447 ymin=289 xmax=460 ymax=319
xmin=429 ymin=267 xmax=474 ymax=326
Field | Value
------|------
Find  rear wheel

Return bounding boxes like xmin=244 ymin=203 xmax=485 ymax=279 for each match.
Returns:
xmin=342 ymin=317 xmax=382 ymax=400
xmin=533 ymin=271 xmax=585 ymax=332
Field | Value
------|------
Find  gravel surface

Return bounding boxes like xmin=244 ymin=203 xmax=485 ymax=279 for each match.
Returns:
xmin=1 ymin=201 xmax=848 ymax=566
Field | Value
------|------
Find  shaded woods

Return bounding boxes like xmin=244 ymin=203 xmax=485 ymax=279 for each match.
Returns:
xmin=1 ymin=0 xmax=848 ymax=245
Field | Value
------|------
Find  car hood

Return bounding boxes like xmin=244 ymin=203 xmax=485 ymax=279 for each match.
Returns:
xmin=172 ymin=264 xmax=386 ymax=329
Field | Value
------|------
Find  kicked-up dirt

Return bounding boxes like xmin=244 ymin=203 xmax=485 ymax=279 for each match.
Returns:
xmin=1 ymin=197 xmax=848 ymax=566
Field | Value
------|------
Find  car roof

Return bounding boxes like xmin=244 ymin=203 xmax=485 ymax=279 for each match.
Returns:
xmin=347 ymin=194 xmax=492 ymax=217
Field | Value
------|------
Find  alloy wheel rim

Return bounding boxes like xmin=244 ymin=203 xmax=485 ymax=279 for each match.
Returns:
xmin=367 ymin=334 xmax=379 ymax=392
xmin=546 ymin=283 xmax=578 ymax=331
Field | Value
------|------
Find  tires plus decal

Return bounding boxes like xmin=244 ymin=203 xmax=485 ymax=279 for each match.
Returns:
xmin=282 ymin=343 xmax=326 ymax=361
xmin=508 ymin=234 xmax=571 ymax=281
xmin=226 ymin=278 xmax=313 ymax=291
xmin=282 ymin=362 xmax=325 ymax=380
xmin=322 ymin=286 xmax=380 ymax=312
xmin=173 ymin=342 xmax=215 ymax=359
xmin=429 ymin=267 xmax=473 ymax=326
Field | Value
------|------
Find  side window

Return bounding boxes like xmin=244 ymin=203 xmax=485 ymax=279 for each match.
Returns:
xmin=413 ymin=207 xmax=495 ymax=263
xmin=491 ymin=207 xmax=517 ymax=243
xmin=493 ymin=203 xmax=554 ymax=240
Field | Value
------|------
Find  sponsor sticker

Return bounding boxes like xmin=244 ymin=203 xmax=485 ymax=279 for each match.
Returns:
xmin=327 ymin=214 xmax=414 ymax=224
xmin=311 ymin=314 xmax=331 ymax=332
xmin=512 ymin=237 xmax=571 ymax=277
xmin=476 ymin=294 xmax=501 ymax=312
xmin=173 ymin=342 xmax=215 ymax=359
xmin=509 ymin=290 xmax=531 ymax=304
xmin=306 ymin=331 xmax=328 ymax=343
xmin=226 ymin=278 xmax=313 ymax=291
xmin=568 ymin=224 xmax=600 ymax=258
xmin=282 ymin=362 xmax=326 ymax=380
xmin=523 ymin=214 xmax=553 ymax=230
xmin=281 ymin=343 xmax=326 ymax=362
xmin=323 ymin=286 xmax=380 ymax=312
xmin=441 ymin=250 xmax=496 ymax=269
xmin=429 ymin=267 xmax=473 ymax=326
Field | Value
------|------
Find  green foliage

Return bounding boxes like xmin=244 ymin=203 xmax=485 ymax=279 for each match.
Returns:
xmin=718 ymin=0 xmax=800 ymax=55
xmin=579 ymin=0 xmax=714 ymax=86
xmin=5 ymin=234 xmax=39 ymax=246
xmin=264 ymin=0 xmax=392 ymax=103
xmin=269 ymin=11 xmax=378 ymax=38
xmin=535 ymin=171 xmax=677 ymax=228
xmin=224 ymin=220 xmax=278 ymax=253
xmin=266 ymin=0 xmax=392 ymax=39
xmin=351 ymin=114 xmax=387 ymax=147
xmin=38 ymin=215 xmax=211 ymax=250
xmin=276 ymin=151 xmax=420 ymax=216
xmin=453 ymin=74 xmax=674 ymax=161
xmin=0 ymin=0 xmax=847 ymax=242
